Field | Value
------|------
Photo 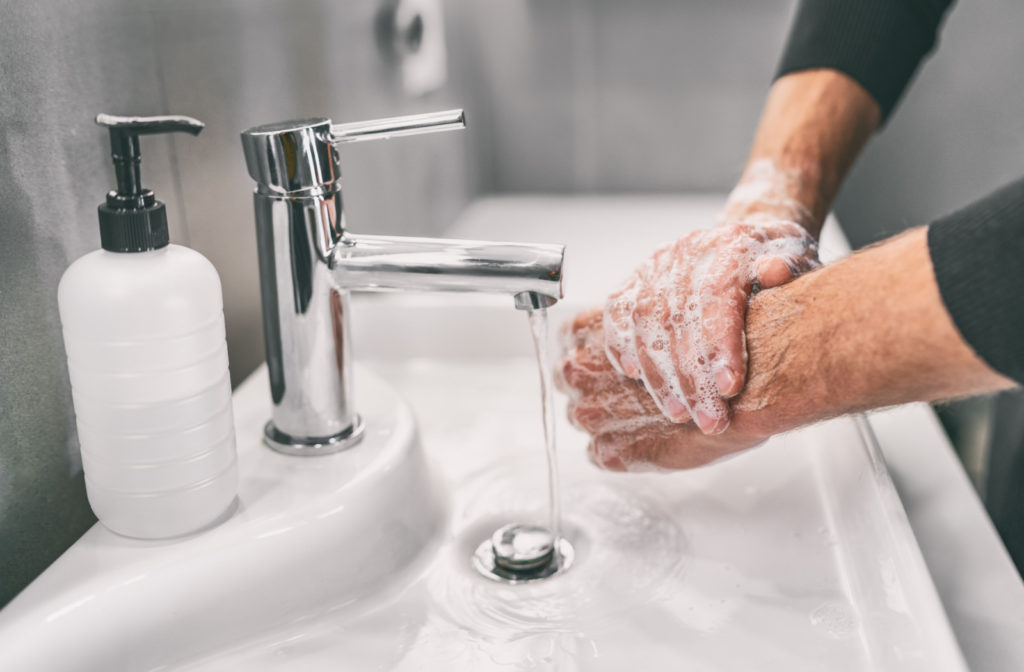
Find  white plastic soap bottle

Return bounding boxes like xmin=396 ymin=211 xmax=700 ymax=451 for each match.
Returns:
xmin=58 ymin=114 xmax=238 ymax=539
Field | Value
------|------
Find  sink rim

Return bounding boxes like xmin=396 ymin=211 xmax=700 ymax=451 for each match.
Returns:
xmin=0 ymin=365 xmax=444 ymax=672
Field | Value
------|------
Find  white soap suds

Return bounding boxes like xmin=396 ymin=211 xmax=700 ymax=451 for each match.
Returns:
xmin=718 ymin=159 xmax=815 ymax=229
xmin=603 ymin=169 xmax=820 ymax=435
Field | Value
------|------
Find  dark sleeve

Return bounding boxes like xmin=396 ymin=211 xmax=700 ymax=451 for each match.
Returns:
xmin=928 ymin=178 xmax=1024 ymax=385
xmin=775 ymin=0 xmax=956 ymax=123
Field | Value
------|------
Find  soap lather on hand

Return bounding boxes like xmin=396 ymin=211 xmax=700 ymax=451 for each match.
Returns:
xmin=602 ymin=159 xmax=820 ymax=436
xmin=556 ymin=307 xmax=770 ymax=472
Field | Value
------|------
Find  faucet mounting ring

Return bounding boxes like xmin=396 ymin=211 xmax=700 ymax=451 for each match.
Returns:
xmin=262 ymin=416 xmax=366 ymax=456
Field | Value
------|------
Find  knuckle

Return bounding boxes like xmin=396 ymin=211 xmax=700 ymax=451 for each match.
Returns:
xmin=562 ymin=362 xmax=588 ymax=391
xmin=574 ymin=405 xmax=611 ymax=434
xmin=567 ymin=402 xmax=583 ymax=429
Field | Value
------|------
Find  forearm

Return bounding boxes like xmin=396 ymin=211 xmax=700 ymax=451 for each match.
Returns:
xmin=740 ymin=0 xmax=958 ymax=236
xmin=720 ymin=70 xmax=881 ymax=237
xmin=733 ymin=227 xmax=1017 ymax=437
xmin=561 ymin=227 xmax=1015 ymax=471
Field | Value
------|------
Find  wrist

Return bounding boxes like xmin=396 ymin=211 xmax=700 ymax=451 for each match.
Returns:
xmin=718 ymin=158 xmax=824 ymax=235
xmin=728 ymin=227 xmax=1015 ymax=442
xmin=724 ymin=70 xmax=882 ymax=239
xmin=729 ymin=272 xmax=833 ymax=438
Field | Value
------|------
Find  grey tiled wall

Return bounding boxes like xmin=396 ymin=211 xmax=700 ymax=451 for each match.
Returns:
xmin=461 ymin=0 xmax=798 ymax=193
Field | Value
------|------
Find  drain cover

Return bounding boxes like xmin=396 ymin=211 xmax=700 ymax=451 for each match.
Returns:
xmin=472 ymin=523 xmax=574 ymax=583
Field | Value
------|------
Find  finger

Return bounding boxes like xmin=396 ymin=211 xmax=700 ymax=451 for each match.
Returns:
xmin=572 ymin=384 xmax=666 ymax=435
xmin=603 ymin=284 xmax=641 ymax=378
xmin=593 ymin=426 xmax=745 ymax=471
xmin=689 ymin=389 xmax=731 ymax=435
xmin=632 ymin=285 xmax=692 ymax=424
xmin=566 ymin=400 xmax=583 ymax=430
xmin=590 ymin=430 xmax=667 ymax=472
xmin=588 ymin=434 xmax=631 ymax=472
xmin=691 ymin=256 xmax=748 ymax=400
xmin=759 ymin=223 xmax=821 ymax=281
xmin=588 ymin=441 xmax=628 ymax=472
xmin=753 ymin=255 xmax=795 ymax=289
xmin=603 ymin=245 xmax=673 ymax=380
xmin=570 ymin=306 xmax=604 ymax=336
xmin=553 ymin=355 xmax=572 ymax=395
xmin=556 ymin=350 xmax=603 ymax=398
xmin=669 ymin=286 xmax=732 ymax=433
xmin=573 ymin=404 xmax=617 ymax=435
xmin=559 ymin=307 xmax=603 ymax=355
xmin=785 ymin=248 xmax=822 ymax=275
xmin=659 ymin=327 xmax=729 ymax=434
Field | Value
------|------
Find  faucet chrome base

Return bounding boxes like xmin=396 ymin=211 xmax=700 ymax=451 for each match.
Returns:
xmin=242 ymin=111 xmax=564 ymax=458
xmin=262 ymin=418 xmax=366 ymax=456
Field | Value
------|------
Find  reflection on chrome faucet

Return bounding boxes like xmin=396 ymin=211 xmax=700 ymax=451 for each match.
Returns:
xmin=240 ymin=110 xmax=564 ymax=456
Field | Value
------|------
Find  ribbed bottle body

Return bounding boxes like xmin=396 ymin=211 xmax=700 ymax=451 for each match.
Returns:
xmin=58 ymin=245 xmax=237 ymax=539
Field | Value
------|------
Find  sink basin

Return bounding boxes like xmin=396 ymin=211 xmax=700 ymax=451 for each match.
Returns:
xmin=186 ymin=357 xmax=960 ymax=672
xmin=0 ymin=360 xmax=966 ymax=671
xmin=0 ymin=195 xmax=967 ymax=670
xmin=0 ymin=367 xmax=444 ymax=671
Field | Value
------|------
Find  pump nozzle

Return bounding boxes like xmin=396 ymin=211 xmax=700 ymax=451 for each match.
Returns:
xmin=94 ymin=113 xmax=204 ymax=252
xmin=96 ymin=114 xmax=204 ymax=202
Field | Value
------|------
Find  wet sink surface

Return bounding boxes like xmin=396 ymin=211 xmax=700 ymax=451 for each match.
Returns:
xmin=175 ymin=357 xmax=964 ymax=671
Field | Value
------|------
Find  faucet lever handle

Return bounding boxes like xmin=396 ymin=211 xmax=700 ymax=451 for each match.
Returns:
xmin=330 ymin=109 xmax=465 ymax=144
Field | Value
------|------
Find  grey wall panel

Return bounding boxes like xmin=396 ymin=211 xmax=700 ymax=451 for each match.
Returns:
xmin=462 ymin=0 xmax=797 ymax=194
xmin=0 ymin=0 xmax=480 ymax=606
xmin=834 ymin=0 xmax=1024 ymax=247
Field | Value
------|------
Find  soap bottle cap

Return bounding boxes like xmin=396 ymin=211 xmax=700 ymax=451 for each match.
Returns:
xmin=95 ymin=114 xmax=204 ymax=253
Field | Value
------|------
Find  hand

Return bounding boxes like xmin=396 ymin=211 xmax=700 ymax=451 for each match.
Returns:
xmin=561 ymin=228 xmax=1016 ymax=473
xmin=603 ymin=214 xmax=819 ymax=435
xmin=598 ymin=66 xmax=887 ymax=437
xmin=557 ymin=308 xmax=766 ymax=471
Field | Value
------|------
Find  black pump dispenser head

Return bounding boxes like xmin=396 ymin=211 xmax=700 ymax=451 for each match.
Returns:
xmin=95 ymin=114 xmax=204 ymax=252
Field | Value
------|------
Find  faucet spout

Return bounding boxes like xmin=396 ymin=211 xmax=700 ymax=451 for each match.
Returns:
xmin=241 ymin=110 xmax=567 ymax=456
xmin=333 ymin=234 xmax=564 ymax=306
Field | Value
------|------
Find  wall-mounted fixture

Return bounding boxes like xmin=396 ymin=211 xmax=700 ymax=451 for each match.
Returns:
xmin=375 ymin=0 xmax=448 ymax=96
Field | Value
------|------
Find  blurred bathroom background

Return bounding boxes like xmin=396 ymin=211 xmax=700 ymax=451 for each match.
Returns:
xmin=1 ymin=0 xmax=1023 ymax=606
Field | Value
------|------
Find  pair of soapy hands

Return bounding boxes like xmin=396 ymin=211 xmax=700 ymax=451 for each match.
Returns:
xmin=555 ymin=161 xmax=822 ymax=471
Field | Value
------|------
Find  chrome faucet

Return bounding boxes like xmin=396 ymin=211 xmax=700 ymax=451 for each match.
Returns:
xmin=240 ymin=110 xmax=565 ymax=456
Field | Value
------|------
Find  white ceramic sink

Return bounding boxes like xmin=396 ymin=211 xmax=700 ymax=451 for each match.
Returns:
xmin=0 ymin=360 xmax=966 ymax=671
xmin=0 ymin=367 xmax=445 ymax=671
xmin=0 ymin=195 xmax=968 ymax=670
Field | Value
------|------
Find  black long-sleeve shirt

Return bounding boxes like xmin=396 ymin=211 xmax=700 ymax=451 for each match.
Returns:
xmin=776 ymin=0 xmax=1024 ymax=385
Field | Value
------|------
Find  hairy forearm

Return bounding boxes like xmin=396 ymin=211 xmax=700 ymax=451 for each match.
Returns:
xmin=720 ymin=70 xmax=881 ymax=237
xmin=733 ymin=227 xmax=1017 ymax=437
xmin=560 ymin=227 xmax=1015 ymax=471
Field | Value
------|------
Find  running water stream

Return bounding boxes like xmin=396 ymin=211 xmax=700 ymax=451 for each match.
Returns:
xmin=526 ymin=305 xmax=562 ymax=546
xmin=471 ymin=303 xmax=573 ymax=582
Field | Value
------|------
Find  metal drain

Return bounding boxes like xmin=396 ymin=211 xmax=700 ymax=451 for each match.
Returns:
xmin=472 ymin=523 xmax=574 ymax=583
